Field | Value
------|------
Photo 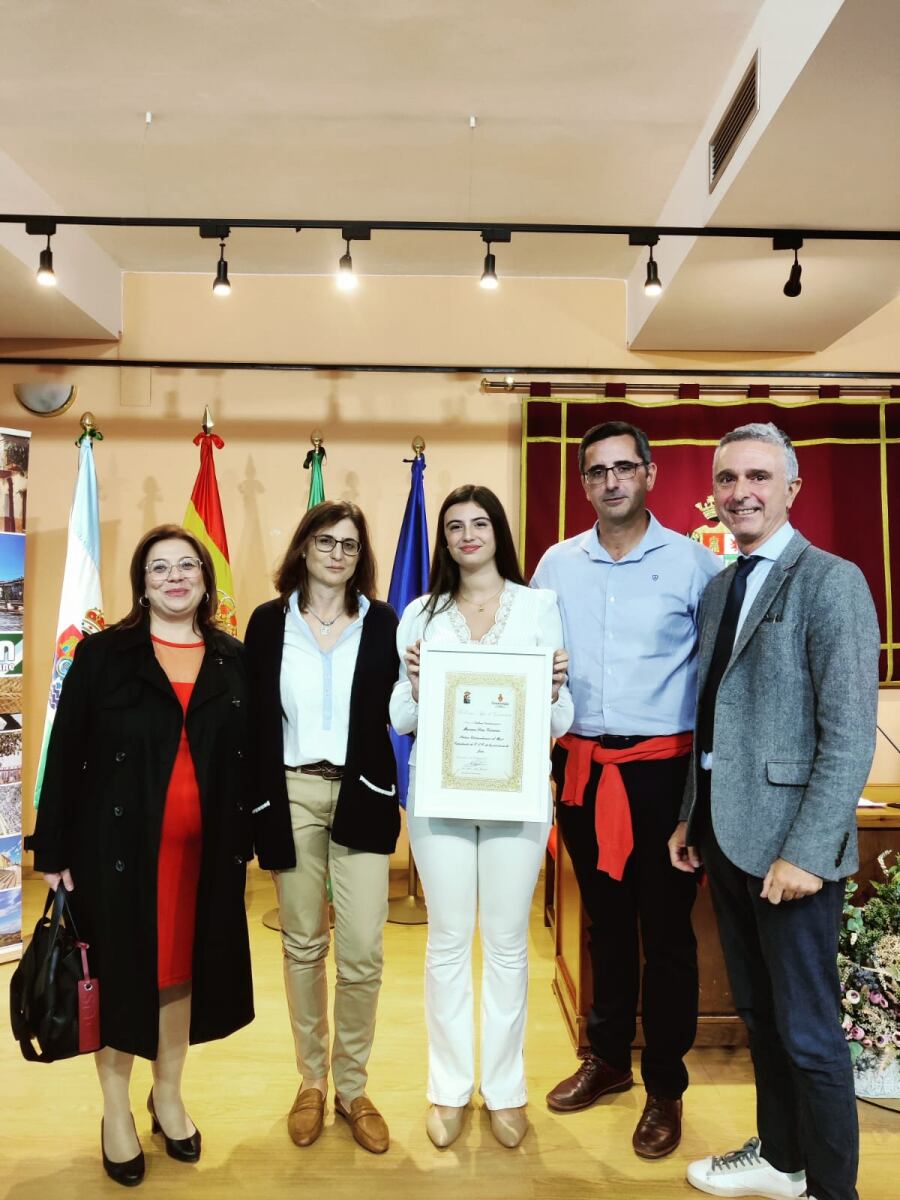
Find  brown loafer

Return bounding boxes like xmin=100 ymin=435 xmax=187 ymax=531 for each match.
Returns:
xmin=546 ymin=1053 xmax=633 ymax=1112
xmin=335 ymin=1094 xmax=390 ymax=1154
xmin=287 ymin=1087 xmax=326 ymax=1147
xmin=632 ymin=1094 xmax=682 ymax=1159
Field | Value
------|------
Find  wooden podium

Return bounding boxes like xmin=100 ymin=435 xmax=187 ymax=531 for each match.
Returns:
xmin=549 ymin=797 xmax=900 ymax=1050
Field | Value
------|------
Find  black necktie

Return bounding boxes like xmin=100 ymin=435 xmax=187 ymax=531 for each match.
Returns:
xmin=697 ymin=555 xmax=761 ymax=755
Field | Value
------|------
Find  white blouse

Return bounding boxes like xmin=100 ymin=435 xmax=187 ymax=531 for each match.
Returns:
xmin=280 ymin=592 xmax=369 ymax=767
xmin=389 ymin=582 xmax=574 ymax=770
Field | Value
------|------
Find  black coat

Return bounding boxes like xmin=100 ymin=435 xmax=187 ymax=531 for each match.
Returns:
xmin=27 ymin=622 xmax=254 ymax=1059
xmin=244 ymin=598 xmax=401 ymax=869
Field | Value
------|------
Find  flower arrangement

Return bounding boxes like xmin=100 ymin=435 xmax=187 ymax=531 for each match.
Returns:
xmin=838 ymin=851 xmax=900 ymax=1094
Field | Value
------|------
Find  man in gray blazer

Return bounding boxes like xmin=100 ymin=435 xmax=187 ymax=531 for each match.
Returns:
xmin=668 ymin=422 xmax=879 ymax=1200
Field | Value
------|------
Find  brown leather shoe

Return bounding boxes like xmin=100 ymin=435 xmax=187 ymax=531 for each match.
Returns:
xmin=287 ymin=1087 xmax=326 ymax=1147
xmin=632 ymin=1094 xmax=682 ymax=1159
xmin=335 ymin=1094 xmax=390 ymax=1154
xmin=546 ymin=1053 xmax=633 ymax=1112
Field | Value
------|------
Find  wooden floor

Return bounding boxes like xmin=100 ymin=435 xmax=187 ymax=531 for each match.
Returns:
xmin=2 ymin=868 xmax=898 ymax=1199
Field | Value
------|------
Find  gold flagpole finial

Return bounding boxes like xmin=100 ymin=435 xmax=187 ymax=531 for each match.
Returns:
xmin=411 ymin=435 xmax=425 ymax=459
xmin=202 ymin=406 xmax=214 ymax=435
xmin=80 ymin=411 xmax=95 ymax=433
xmin=310 ymin=428 xmax=323 ymax=450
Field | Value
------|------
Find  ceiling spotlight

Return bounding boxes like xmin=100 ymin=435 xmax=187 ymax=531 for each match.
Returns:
xmin=480 ymin=244 xmax=499 ymax=290
xmin=212 ymin=240 xmax=231 ymax=296
xmin=337 ymin=239 xmax=358 ymax=291
xmin=36 ymin=234 xmax=56 ymax=287
xmin=783 ymin=249 xmax=802 ymax=298
xmin=773 ymin=234 xmax=803 ymax=299
xmin=644 ymin=246 xmax=662 ymax=297
xmin=629 ymin=232 xmax=662 ymax=298
xmin=478 ymin=228 xmax=510 ymax=291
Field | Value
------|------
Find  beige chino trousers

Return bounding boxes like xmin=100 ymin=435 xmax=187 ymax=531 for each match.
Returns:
xmin=274 ymin=770 xmax=390 ymax=1101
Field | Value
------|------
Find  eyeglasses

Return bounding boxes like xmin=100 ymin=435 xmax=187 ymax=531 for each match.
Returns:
xmin=144 ymin=556 xmax=203 ymax=579
xmin=313 ymin=534 xmax=361 ymax=556
xmin=582 ymin=461 xmax=647 ymax=484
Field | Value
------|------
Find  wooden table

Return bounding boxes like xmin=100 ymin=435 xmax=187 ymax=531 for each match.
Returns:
xmin=549 ymin=800 xmax=900 ymax=1050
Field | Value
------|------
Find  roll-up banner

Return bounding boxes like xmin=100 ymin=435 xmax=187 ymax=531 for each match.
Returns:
xmin=0 ymin=427 xmax=28 ymax=964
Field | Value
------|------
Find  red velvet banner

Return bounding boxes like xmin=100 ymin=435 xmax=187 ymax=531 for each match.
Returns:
xmin=520 ymin=396 xmax=898 ymax=683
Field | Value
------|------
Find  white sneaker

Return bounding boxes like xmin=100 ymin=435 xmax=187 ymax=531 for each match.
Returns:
xmin=687 ymin=1136 xmax=807 ymax=1198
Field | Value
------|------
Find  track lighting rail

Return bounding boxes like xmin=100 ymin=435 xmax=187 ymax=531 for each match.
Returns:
xmin=1 ymin=355 xmax=898 ymax=382
xmin=3 ymin=214 xmax=900 ymax=242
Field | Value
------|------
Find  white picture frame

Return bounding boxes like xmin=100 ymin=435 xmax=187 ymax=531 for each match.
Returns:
xmin=414 ymin=641 xmax=553 ymax=822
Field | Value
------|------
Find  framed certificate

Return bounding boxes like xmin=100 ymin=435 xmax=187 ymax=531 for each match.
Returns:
xmin=414 ymin=642 xmax=554 ymax=822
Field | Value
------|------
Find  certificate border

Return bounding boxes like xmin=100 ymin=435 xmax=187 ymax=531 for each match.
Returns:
xmin=414 ymin=641 xmax=553 ymax=823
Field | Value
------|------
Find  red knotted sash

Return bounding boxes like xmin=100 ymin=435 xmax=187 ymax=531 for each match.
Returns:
xmin=557 ymin=732 xmax=693 ymax=881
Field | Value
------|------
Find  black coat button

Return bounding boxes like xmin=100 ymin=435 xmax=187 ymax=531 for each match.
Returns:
xmin=115 ymin=750 xmax=126 ymax=762
xmin=215 ymin=656 xmax=224 ymax=665
xmin=234 ymin=855 xmax=243 ymax=866
xmin=114 ymin=859 xmax=125 ymax=872
xmin=237 ymin=749 xmax=244 ymax=759
xmin=113 ymin=805 xmax=124 ymax=817
xmin=231 ymin=697 xmax=241 ymax=707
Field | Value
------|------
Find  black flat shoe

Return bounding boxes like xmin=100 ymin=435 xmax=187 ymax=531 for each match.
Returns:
xmin=101 ymin=1118 xmax=145 ymax=1187
xmin=147 ymin=1090 xmax=202 ymax=1163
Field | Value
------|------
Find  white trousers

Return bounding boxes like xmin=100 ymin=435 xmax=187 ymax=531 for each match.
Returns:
xmin=407 ymin=778 xmax=550 ymax=1110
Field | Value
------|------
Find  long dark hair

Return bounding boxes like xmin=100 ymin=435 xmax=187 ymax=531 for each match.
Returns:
xmin=274 ymin=500 xmax=376 ymax=614
xmin=424 ymin=485 xmax=525 ymax=619
xmin=116 ymin=524 xmax=218 ymax=631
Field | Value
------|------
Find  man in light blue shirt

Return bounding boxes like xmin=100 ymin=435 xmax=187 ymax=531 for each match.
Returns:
xmin=533 ymin=420 xmax=720 ymax=1159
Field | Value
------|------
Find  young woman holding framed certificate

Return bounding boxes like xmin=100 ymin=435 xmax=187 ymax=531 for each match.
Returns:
xmin=390 ymin=484 xmax=573 ymax=1150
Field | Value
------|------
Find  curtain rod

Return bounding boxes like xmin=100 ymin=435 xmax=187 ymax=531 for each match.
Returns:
xmin=4 ymin=214 xmax=900 ymax=243
xmin=483 ymin=381 xmax=900 ymax=396
xmin=2 ymin=356 xmax=900 ymax=380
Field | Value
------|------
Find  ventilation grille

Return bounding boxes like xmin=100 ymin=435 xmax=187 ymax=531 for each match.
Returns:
xmin=709 ymin=53 xmax=759 ymax=191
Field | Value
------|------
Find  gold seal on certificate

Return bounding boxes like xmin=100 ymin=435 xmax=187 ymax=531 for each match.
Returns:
xmin=415 ymin=643 xmax=553 ymax=822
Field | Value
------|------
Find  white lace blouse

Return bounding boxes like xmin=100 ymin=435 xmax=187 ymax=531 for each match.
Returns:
xmin=389 ymin=582 xmax=574 ymax=768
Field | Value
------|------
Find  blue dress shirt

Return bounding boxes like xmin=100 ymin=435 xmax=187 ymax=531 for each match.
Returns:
xmin=698 ymin=521 xmax=795 ymax=771
xmin=733 ymin=521 xmax=795 ymax=642
xmin=531 ymin=513 xmax=722 ymax=736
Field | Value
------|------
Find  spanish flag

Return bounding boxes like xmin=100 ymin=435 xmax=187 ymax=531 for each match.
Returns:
xmin=184 ymin=427 xmax=237 ymax=635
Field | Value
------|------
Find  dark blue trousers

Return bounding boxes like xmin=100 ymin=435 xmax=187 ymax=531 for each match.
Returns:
xmin=700 ymin=824 xmax=859 ymax=1200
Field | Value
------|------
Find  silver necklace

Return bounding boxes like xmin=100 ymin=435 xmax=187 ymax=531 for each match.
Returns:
xmin=304 ymin=606 xmax=343 ymax=635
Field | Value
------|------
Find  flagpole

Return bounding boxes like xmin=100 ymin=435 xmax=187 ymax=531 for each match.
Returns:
xmin=388 ymin=436 xmax=429 ymax=925
xmin=264 ymin=426 xmax=331 ymax=933
xmin=183 ymin=409 xmax=238 ymax=635
xmin=33 ymin=412 xmax=105 ymax=807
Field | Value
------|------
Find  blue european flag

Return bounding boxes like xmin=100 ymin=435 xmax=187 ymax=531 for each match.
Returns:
xmin=387 ymin=454 xmax=429 ymax=808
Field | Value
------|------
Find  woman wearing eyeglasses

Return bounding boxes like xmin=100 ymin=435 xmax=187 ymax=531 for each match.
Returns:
xmin=28 ymin=524 xmax=253 ymax=1187
xmin=390 ymin=485 xmax=573 ymax=1150
xmin=244 ymin=500 xmax=400 ymax=1156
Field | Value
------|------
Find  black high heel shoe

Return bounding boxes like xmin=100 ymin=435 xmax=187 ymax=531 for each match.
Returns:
xmin=101 ymin=1118 xmax=145 ymax=1187
xmin=147 ymin=1090 xmax=202 ymax=1163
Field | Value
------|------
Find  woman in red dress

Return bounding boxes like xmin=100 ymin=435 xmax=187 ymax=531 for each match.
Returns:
xmin=30 ymin=525 xmax=253 ymax=1186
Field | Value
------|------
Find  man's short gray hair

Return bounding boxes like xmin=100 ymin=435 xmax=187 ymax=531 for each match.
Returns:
xmin=716 ymin=422 xmax=799 ymax=482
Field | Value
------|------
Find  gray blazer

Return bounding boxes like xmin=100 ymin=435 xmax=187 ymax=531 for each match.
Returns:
xmin=681 ymin=531 xmax=880 ymax=881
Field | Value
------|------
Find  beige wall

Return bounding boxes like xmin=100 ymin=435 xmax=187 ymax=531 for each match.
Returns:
xmin=3 ymin=272 xmax=899 ymax=842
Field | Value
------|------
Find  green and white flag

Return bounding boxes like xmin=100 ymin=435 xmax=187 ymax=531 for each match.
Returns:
xmin=34 ymin=430 xmax=105 ymax=806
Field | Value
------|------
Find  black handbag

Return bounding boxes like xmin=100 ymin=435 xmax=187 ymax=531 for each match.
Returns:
xmin=9 ymin=886 xmax=101 ymax=1063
